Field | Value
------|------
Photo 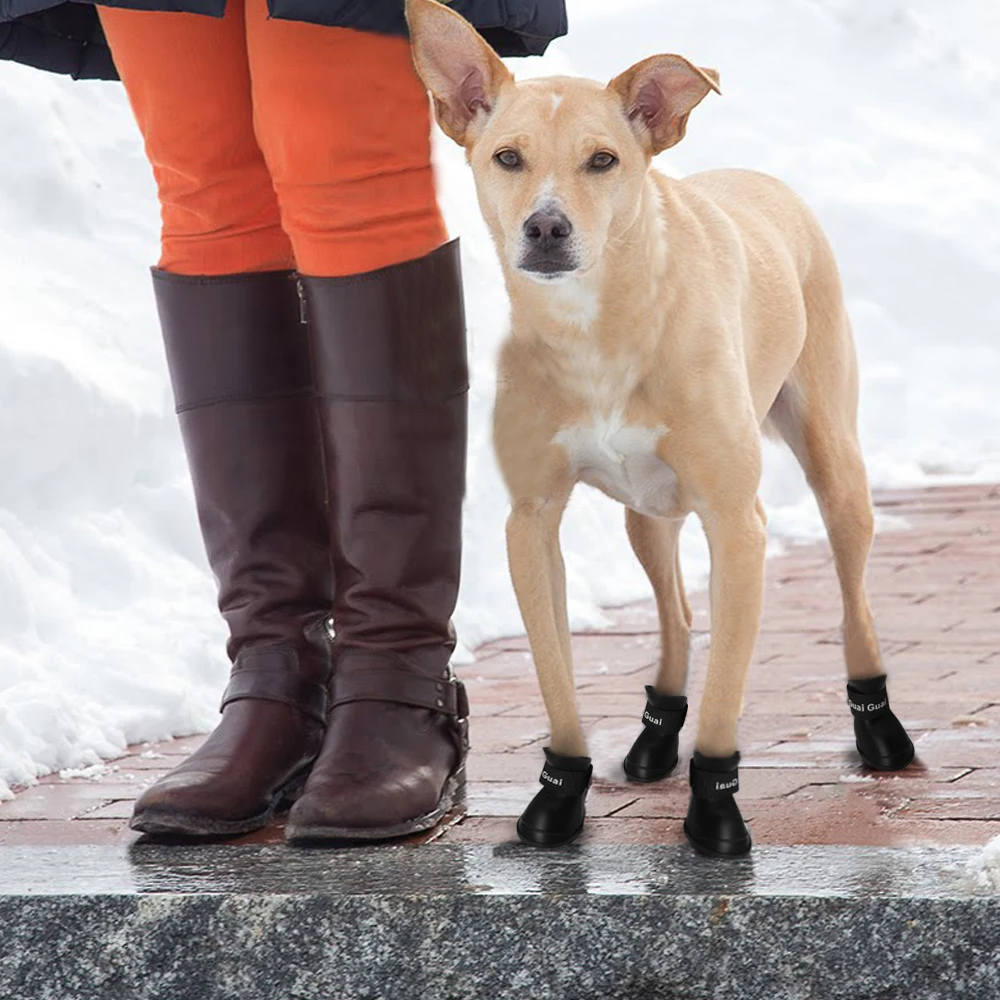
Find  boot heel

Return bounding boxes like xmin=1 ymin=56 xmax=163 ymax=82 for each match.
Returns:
xmin=277 ymin=765 xmax=314 ymax=808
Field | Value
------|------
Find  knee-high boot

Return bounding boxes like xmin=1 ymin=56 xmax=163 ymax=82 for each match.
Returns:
xmin=286 ymin=240 xmax=470 ymax=842
xmin=130 ymin=270 xmax=333 ymax=837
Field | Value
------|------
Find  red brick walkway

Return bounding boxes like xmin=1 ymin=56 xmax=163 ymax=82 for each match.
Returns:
xmin=2 ymin=484 xmax=998 ymax=848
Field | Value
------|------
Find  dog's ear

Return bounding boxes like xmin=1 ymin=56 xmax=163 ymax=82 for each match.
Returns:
xmin=608 ymin=55 xmax=721 ymax=154
xmin=406 ymin=0 xmax=513 ymax=147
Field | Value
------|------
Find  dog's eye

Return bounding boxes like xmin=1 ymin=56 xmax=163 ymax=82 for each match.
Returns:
xmin=589 ymin=151 xmax=618 ymax=171
xmin=494 ymin=148 xmax=522 ymax=170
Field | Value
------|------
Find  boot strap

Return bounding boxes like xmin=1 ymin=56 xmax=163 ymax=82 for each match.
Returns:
xmin=847 ymin=686 xmax=891 ymax=720
xmin=221 ymin=647 xmax=328 ymax=725
xmin=641 ymin=687 xmax=688 ymax=734
xmin=539 ymin=761 xmax=593 ymax=797
xmin=331 ymin=666 xmax=469 ymax=719
xmin=689 ymin=760 xmax=740 ymax=799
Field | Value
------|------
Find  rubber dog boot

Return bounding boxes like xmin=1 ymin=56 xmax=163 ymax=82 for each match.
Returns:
xmin=516 ymin=747 xmax=592 ymax=848
xmin=683 ymin=750 xmax=752 ymax=858
xmin=623 ymin=687 xmax=688 ymax=782
xmin=847 ymin=674 xmax=914 ymax=771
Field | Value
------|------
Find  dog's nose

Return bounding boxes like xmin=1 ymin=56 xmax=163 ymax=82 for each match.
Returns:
xmin=523 ymin=209 xmax=573 ymax=251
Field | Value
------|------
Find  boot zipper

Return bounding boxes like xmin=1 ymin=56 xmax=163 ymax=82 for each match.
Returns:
xmin=295 ymin=277 xmax=308 ymax=325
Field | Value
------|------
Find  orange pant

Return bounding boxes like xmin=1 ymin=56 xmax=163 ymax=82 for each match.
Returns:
xmin=98 ymin=0 xmax=448 ymax=276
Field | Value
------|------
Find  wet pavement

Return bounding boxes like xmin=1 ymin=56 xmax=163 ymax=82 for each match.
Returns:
xmin=3 ymin=483 xmax=998 ymax=853
xmin=0 ymin=842 xmax=990 ymax=898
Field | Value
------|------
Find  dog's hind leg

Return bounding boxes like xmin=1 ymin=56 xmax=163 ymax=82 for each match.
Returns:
xmin=625 ymin=510 xmax=692 ymax=696
xmin=622 ymin=511 xmax=694 ymax=783
xmin=768 ymin=316 xmax=883 ymax=685
xmin=677 ymin=545 xmax=693 ymax=630
xmin=770 ymin=286 xmax=914 ymax=770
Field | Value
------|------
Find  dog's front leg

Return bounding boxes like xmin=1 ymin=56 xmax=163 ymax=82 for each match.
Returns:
xmin=662 ymin=410 xmax=766 ymax=857
xmin=507 ymin=495 xmax=595 ymax=847
xmin=681 ymin=495 xmax=766 ymax=857
xmin=697 ymin=502 xmax=767 ymax=756
xmin=506 ymin=495 xmax=584 ymax=757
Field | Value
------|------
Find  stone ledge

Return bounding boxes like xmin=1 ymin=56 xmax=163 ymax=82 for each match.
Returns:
xmin=2 ymin=844 xmax=997 ymax=1000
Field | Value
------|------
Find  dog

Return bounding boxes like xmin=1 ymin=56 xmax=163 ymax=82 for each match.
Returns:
xmin=406 ymin=0 xmax=915 ymax=855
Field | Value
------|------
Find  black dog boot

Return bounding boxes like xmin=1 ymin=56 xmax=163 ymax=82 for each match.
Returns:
xmin=623 ymin=687 xmax=688 ymax=782
xmin=683 ymin=750 xmax=752 ymax=858
xmin=847 ymin=674 xmax=914 ymax=771
xmin=516 ymin=747 xmax=592 ymax=848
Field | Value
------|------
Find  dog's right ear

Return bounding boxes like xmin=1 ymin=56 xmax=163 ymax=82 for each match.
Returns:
xmin=406 ymin=0 xmax=513 ymax=147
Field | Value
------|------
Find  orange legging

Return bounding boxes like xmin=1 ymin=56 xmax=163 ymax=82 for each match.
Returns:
xmin=98 ymin=0 xmax=448 ymax=277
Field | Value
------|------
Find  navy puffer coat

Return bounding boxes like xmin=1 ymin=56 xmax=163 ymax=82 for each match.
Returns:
xmin=0 ymin=0 xmax=567 ymax=81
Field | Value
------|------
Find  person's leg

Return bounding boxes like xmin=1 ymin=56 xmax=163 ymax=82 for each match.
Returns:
xmin=240 ymin=0 xmax=468 ymax=840
xmin=243 ymin=4 xmax=448 ymax=276
xmin=99 ymin=0 xmax=293 ymax=274
xmin=98 ymin=2 xmax=333 ymax=837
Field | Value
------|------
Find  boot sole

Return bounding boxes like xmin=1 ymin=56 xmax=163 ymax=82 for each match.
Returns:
xmin=284 ymin=763 xmax=467 ymax=844
xmin=515 ymin=817 xmax=584 ymax=848
xmin=856 ymin=739 xmax=915 ymax=772
xmin=623 ymin=755 xmax=679 ymax=783
xmin=129 ymin=767 xmax=310 ymax=840
xmin=683 ymin=821 xmax=753 ymax=858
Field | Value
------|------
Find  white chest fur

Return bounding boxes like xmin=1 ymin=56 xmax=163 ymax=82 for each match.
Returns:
xmin=554 ymin=411 xmax=680 ymax=517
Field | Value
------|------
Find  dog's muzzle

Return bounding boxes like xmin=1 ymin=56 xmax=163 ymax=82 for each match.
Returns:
xmin=518 ymin=207 xmax=579 ymax=277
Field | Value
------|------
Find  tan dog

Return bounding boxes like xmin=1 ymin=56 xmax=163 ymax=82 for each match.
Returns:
xmin=407 ymin=0 xmax=914 ymax=854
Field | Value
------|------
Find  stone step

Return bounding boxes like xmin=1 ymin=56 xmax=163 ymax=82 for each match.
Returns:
xmin=2 ymin=844 xmax=996 ymax=1000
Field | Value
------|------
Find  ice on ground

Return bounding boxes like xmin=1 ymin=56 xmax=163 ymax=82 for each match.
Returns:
xmin=57 ymin=762 xmax=116 ymax=781
xmin=2 ymin=0 xmax=1000 ymax=795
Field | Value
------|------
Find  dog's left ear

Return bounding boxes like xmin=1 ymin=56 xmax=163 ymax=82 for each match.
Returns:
xmin=406 ymin=0 xmax=513 ymax=147
xmin=608 ymin=55 xmax=721 ymax=154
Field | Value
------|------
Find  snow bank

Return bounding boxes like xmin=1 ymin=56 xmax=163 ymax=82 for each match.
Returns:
xmin=2 ymin=0 xmax=999 ymax=795
xmin=0 ymin=66 xmax=224 ymax=796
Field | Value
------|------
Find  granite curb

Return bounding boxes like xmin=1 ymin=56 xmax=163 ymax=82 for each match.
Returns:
xmin=2 ymin=844 xmax=997 ymax=1000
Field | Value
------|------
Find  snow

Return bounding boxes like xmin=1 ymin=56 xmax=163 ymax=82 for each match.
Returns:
xmin=1 ymin=0 xmax=999 ymax=797
xmin=966 ymin=833 xmax=1000 ymax=892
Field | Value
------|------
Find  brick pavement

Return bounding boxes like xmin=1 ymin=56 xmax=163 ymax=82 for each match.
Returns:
xmin=2 ymin=484 xmax=998 ymax=849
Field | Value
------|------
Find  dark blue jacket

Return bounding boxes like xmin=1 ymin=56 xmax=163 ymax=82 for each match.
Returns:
xmin=0 ymin=0 xmax=567 ymax=81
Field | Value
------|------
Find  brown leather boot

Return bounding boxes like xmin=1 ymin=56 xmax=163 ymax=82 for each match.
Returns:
xmin=285 ymin=240 xmax=470 ymax=842
xmin=130 ymin=271 xmax=333 ymax=838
